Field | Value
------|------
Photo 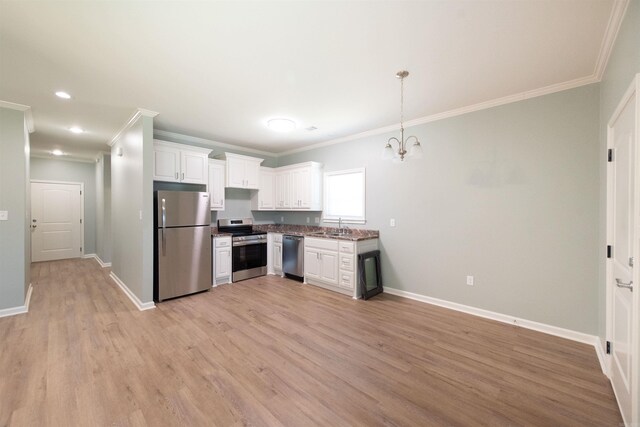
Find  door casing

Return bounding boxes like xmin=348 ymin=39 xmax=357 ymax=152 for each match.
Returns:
xmin=606 ymin=73 xmax=640 ymax=426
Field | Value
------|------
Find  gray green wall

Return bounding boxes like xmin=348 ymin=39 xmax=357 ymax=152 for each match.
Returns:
xmin=278 ymin=84 xmax=601 ymax=334
xmin=0 ymin=106 xmax=30 ymax=310
xmin=95 ymin=153 xmax=111 ymax=264
xmin=30 ymin=157 xmax=97 ymax=255
xmin=598 ymin=0 xmax=640 ymax=341
xmin=111 ymin=114 xmax=155 ymax=304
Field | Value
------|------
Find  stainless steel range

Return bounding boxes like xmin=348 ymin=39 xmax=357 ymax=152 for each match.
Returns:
xmin=217 ymin=218 xmax=267 ymax=282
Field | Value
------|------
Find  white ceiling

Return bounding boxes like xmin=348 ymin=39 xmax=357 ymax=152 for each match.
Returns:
xmin=0 ymin=1 xmax=620 ymax=161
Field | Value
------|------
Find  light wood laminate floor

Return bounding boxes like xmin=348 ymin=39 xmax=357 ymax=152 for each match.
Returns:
xmin=1 ymin=258 xmax=622 ymax=426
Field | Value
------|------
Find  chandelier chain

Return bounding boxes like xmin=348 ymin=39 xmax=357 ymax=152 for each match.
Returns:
xmin=400 ymin=75 xmax=404 ymax=131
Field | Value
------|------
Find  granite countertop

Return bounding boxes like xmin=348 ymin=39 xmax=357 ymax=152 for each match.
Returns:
xmin=210 ymin=227 xmax=233 ymax=238
xmin=254 ymin=224 xmax=379 ymax=241
xmin=211 ymin=224 xmax=379 ymax=241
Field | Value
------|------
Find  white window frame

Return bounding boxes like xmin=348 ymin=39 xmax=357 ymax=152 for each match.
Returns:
xmin=323 ymin=168 xmax=366 ymax=224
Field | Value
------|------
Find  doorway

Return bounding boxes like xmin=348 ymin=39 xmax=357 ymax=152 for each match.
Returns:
xmin=606 ymin=74 xmax=639 ymax=426
xmin=31 ymin=180 xmax=84 ymax=262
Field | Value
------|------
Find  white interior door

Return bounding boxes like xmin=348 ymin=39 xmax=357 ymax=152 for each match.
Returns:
xmin=607 ymin=77 xmax=638 ymax=426
xmin=31 ymin=182 xmax=82 ymax=262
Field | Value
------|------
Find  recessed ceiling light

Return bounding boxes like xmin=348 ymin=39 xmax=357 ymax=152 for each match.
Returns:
xmin=55 ymin=91 xmax=71 ymax=99
xmin=51 ymin=149 xmax=64 ymax=156
xmin=69 ymin=127 xmax=84 ymax=134
xmin=267 ymin=118 xmax=296 ymax=132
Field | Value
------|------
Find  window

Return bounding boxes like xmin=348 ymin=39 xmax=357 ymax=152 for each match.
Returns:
xmin=323 ymin=168 xmax=365 ymax=223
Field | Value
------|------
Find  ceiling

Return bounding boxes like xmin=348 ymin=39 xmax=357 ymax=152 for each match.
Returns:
xmin=0 ymin=1 xmax=621 ymax=161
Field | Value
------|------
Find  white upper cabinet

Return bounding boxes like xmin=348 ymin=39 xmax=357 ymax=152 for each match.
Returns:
xmin=208 ymin=159 xmax=226 ymax=211
xmin=153 ymin=144 xmax=180 ymax=182
xmin=275 ymin=169 xmax=292 ymax=209
xmin=222 ymin=152 xmax=264 ymax=189
xmin=251 ymin=167 xmax=275 ymax=210
xmin=153 ymin=140 xmax=211 ymax=185
xmin=277 ymin=162 xmax=323 ymax=211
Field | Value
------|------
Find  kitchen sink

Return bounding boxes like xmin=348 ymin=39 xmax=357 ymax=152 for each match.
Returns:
xmin=309 ymin=231 xmax=350 ymax=237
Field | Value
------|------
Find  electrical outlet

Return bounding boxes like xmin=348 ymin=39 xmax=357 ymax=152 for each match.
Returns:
xmin=466 ymin=276 xmax=474 ymax=286
xmin=390 ymin=218 xmax=396 ymax=227
xmin=314 ymin=217 xmax=320 ymax=224
xmin=0 ymin=211 xmax=7 ymax=221
xmin=139 ymin=210 xmax=143 ymax=220
xmin=306 ymin=217 xmax=310 ymax=224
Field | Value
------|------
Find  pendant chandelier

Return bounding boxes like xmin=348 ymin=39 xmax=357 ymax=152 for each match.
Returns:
xmin=382 ymin=70 xmax=423 ymax=162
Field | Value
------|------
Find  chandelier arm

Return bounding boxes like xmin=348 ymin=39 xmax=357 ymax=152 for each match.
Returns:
xmin=405 ymin=135 xmax=419 ymax=145
xmin=387 ymin=137 xmax=400 ymax=148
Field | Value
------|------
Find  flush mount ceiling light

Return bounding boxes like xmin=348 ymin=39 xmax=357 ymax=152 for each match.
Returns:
xmin=51 ymin=149 xmax=64 ymax=156
xmin=267 ymin=118 xmax=296 ymax=132
xmin=55 ymin=91 xmax=71 ymax=99
xmin=69 ymin=126 xmax=84 ymax=134
xmin=382 ymin=70 xmax=423 ymax=162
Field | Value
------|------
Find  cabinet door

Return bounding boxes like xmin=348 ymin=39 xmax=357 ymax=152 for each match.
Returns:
xmin=226 ymin=157 xmax=246 ymax=188
xmin=245 ymin=160 xmax=261 ymax=189
xmin=259 ymin=170 xmax=275 ymax=210
xmin=304 ymin=248 xmax=321 ymax=279
xmin=273 ymin=243 xmax=282 ymax=271
xmin=276 ymin=170 xmax=292 ymax=209
xmin=298 ymin=167 xmax=312 ymax=208
xmin=153 ymin=145 xmax=180 ymax=182
xmin=319 ymin=250 xmax=339 ymax=285
xmin=209 ymin=162 xmax=225 ymax=210
xmin=181 ymin=150 xmax=208 ymax=184
xmin=215 ymin=247 xmax=231 ymax=279
xmin=290 ymin=168 xmax=302 ymax=208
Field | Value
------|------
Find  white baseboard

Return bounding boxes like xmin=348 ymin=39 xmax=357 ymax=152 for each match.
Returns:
xmin=83 ymin=253 xmax=112 ymax=268
xmin=384 ymin=287 xmax=607 ymax=373
xmin=109 ymin=272 xmax=155 ymax=311
xmin=594 ymin=337 xmax=609 ymax=377
xmin=0 ymin=283 xmax=33 ymax=318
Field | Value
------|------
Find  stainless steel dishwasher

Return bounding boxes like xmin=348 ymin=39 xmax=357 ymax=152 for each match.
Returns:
xmin=283 ymin=235 xmax=304 ymax=281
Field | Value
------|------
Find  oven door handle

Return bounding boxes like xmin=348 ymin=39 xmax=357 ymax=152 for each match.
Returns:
xmin=232 ymin=240 xmax=267 ymax=247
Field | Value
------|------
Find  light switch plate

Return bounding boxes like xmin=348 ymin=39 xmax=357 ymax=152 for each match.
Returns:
xmin=0 ymin=211 xmax=8 ymax=221
xmin=390 ymin=218 xmax=396 ymax=227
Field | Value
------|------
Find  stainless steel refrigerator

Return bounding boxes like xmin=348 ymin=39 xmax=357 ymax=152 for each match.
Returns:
xmin=154 ymin=191 xmax=211 ymax=302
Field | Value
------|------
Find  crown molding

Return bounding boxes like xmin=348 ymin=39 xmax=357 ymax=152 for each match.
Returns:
xmin=109 ymin=108 xmax=159 ymax=146
xmin=153 ymin=129 xmax=276 ymax=157
xmin=594 ymin=0 xmax=630 ymax=80
xmin=277 ymin=74 xmax=599 ymax=156
xmin=0 ymin=100 xmax=35 ymax=133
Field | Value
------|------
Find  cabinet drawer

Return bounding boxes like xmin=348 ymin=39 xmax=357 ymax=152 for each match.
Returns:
xmin=339 ymin=241 xmax=355 ymax=254
xmin=339 ymin=254 xmax=354 ymax=272
xmin=339 ymin=270 xmax=355 ymax=290
xmin=272 ymin=233 xmax=283 ymax=243
xmin=214 ymin=237 xmax=231 ymax=248
xmin=304 ymin=237 xmax=339 ymax=251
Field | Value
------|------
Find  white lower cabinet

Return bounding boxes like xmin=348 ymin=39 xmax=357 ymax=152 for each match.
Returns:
xmin=213 ymin=236 xmax=232 ymax=286
xmin=268 ymin=233 xmax=283 ymax=275
xmin=304 ymin=237 xmax=378 ymax=298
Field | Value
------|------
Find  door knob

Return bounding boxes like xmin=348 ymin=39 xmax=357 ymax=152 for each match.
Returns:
xmin=615 ymin=278 xmax=633 ymax=291
xmin=31 ymin=224 xmax=37 ymax=229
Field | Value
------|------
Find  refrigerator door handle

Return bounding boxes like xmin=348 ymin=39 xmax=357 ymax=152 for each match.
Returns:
xmin=161 ymin=198 xmax=166 ymax=253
